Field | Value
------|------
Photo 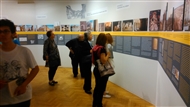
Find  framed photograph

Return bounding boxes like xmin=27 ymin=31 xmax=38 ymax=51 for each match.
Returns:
xmin=70 ymin=24 xmax=80 ymax=31
xmin=99 ymin=23 xmax=105 ymax=31
xmin=25 ymin=25 xmax=34 ymax=31
xmin=80 ymin=21 xmax=87 ymax=31
xmin=122 ymin=20 xmax=133 ymax=31
xmin=104 ymin=22 xmax=112 ymax=31
xmin=112 ymin=21 xmax=121 ymax=31
xmin=37 ymin=25 xmax=45 ymax=31
xmin=134 ymin=18 xmax=148 ymax=31
xmin=86 ymin=20 xmax=94 ymax=31
xmin=16 ymin=25 xmax=25 ymax=31
xmin=173 ymin=4 xmax=184 ymax=31
xmin=45 ymin=25 xmax=54 ymax=31
xmin=184 ymin=0 xmax=190 ymax=31
xmin=149 ymin=10 xmax=161 ymax=31
xmin=61 ymin=25 xmax=70 ymax=31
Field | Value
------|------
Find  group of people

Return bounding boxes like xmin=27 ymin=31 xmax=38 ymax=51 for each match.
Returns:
xmin=0 ymin=19 xmax=115 ymax=107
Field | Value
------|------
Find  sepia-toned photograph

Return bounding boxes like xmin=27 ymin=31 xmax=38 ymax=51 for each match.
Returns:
xmin=37 ymin=25 xmax=45 ymax=31
xmin=61 ymin=25 xmax=70 ymax=31
xmin=16 ymin=25 xmax=25 ymax=31
xmin=99 ymin=23 xmax=104 ymax=31
xmin=70 ymin=24 xmax=80 ymax=31
xmin=160 ymin=3 xmax=168 ymax=31
xmin=104 ymin=22 xmax=112 ymax=31
xmin=54 ymin=25 xmax=60 ymax=32
xmin=112 ymin=21 xmax=121 ymax=31
xmin=122 ymin=20 xmax=133 ymax=31
xmin=173 ymin=5 xmax=184 ymax=31
xmin=184 ymin=0 xmax=190 ymax=31
xmin=80 ymin=21 xmax=87 ymax=31
xmin=149 ymin=10 xmax=161 ymax=31
xmin=134 ymin=18 xmax=148 ymax=31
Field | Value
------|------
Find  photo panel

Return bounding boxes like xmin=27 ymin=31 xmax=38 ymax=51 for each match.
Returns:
xmin=61 ymin=25 xmax=70 ymax=31
xmin=173 ymin=4 xmax=184 ymax=31
xmin=15 ymin=25 xmax=25 ymax=31
xmin=104 ymin=22 xmax=112 ymax=31
xmin=160 ymin=2 xmax=168 ymax=31
xmin=134 ymin=18 xmax=148 ymax=31
xmin=112 ymin=21 xmax=121 ymax=31
xmin=94 ymin=19 xmax=98 ymax=31
xmin=25 ymin=25 xmax=34 ymax=31
xmin=149 ymin=10 xmax=161 ymax=31
xmin=37 ymin=25 xmax=45 ymax=31
xmin=45 ymin=25 xmax=54 ymax=31
xmin=54 ymin=25 xmax=60 ymax=32
xmin=184 ymin=0 xmax=190 ymax=31
xmin=70 ymin=24 xmax=80 ymax=31
xmin=99 ymin=23 xmax=105 ymax=31
xmin=122 ymin=20 xmax=133 ymax=31
xmin=80 ymin=21 xmax=87 ymax=31
xmin=86 ymin=20 xmax=94 ymax=31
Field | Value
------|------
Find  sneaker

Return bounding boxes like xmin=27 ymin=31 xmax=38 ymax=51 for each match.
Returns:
xmin=52 ymin=80 xmax=58 ymax=84
xmin=49 ymin=81 xmax=55 ymax=86
xmin=103 ymin=94 xmax=111 ymax=98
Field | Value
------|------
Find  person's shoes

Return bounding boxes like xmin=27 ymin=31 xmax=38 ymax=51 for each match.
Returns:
xmin=52 ymin=80 xmax=58 ymax=84
xmin=85 ymin=90 xmax=92 ymax=94
xmin=49 ymin=81 xmax=55 ymax=86
xmin=74 ymin=75 xmax=77 ymax=78
xmin=103 ymin=94 xmax=111 ymax=98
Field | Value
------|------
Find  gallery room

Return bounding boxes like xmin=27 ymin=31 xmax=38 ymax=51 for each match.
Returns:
xmin=0 ymin=0 xmax=189 ymax=107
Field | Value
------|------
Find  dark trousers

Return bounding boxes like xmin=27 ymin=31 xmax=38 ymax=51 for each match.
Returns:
xmin=48 ymin=66 xmax=58 ymax=81
xmin=93 ymin=67 xmax=109 ymax=107
xmin=83 ymin=62 xmax=92 ymax=91
xmin=71 ymin=57 xmax=84 ymax=77
xmin=0 ymin=100 xmax=30 ymax=107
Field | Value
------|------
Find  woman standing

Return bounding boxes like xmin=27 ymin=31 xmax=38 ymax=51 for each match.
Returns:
xmin=92 ymin=33 xmax=110 ymax=107
xmin=43 ymin=31 xmax=61 ymax=86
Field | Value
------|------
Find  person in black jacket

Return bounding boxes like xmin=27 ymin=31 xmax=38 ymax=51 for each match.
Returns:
xmin=66 ymin=34 xmax=85 ymax=78
xmin=81 ymin=31 xmax=93 ymax=94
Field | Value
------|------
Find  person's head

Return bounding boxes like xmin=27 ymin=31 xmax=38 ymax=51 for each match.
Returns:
xmin=78 ymin=34 xmax=84 ymax=41
xmin=106 ymin=33 xmax=113 ymax=45
xmin=46 ymin=30 xmax=55 ymax=39
xmin=84 ymin=31 xmax=92 ymax=41
xmin=96 ymin=33 xmax=107 ymax=47
xmin=0 ymin=19 xmax=16 ymax=44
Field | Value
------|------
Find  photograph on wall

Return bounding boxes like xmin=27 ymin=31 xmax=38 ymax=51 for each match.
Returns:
xmin=70 ymin=24 xmax=80 ymax=31
xmin=61 ymin=25 xmax=70 ymax=31
xmin=173 ymin=4 xmax=184 ymax=31
xmin=112 ymin=21 xmax=121 ymax=31
xmin=54 ymin=25 xmax=60 ymax=31
xmin=37 ymin=34 xmax=44 ymax=40
xmin=149 ymin=10 xmax=161 ymax=31
xmin=122 ymin=20 xmax=133 ymax=31
xmin=25 ymin=25 xmax=34 ymax=31
xmin=66 ymin=4 xmax=86 ymax=19
xmin=16 ymin=25 xmax=25 ymax=31
xmin=45 ymin=25 xmax=54 ymax=31
xmin=80 ymin=21 xmax=87 ymax=31
xmin=94 ymin=19 xmax=98 ymax=31
xmin=99 ymin=23 xmax=104 ymax=31
xmin=184 ymin=0 xmax=190 ymax=31
xmin=37 ymin=25 xmax=45 ymax=31
xmin=152 ymin=38 xmax=158 ymax=50
xmin=104 ymin=22 xmax=112 ymax=31
xmin=86 ymin=20 xmax=94 ymax=31
xmin=172 ymin=65 xmax=180 ymax=80
xmin=160 ymin=3 xmax=168 ymax=31
xmin=134 ymin=18 xmax=148 ymax=31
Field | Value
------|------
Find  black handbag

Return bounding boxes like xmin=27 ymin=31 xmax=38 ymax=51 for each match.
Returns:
xmin=96 ymin=59 xmax=115 ymax=77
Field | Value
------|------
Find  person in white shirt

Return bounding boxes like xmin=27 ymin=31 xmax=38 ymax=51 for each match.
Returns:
xmin=0 ymin=19 xmax=39 ymax=107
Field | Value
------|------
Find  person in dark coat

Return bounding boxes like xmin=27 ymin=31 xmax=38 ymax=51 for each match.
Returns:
xmin=66 ymin=34 xmax=85 ymax=78
xmin=43 ymin=31 xmax=61 ymax=86
xmin=81 ymin=31 xmax=93 ymax=94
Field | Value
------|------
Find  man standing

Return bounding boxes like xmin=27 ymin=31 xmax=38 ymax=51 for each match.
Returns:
xmin=0 ymin=19 xmax=39 ymax=107
xmin=66 ymin=34 xmax=85 ymax=78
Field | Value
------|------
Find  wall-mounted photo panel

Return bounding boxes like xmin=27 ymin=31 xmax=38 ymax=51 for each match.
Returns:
xmin=27 ymin=35 xmax=37 ymax=45
xmin=45 ymin=25 xmax=54 ymax=31
xmin=54 ymin=25 xmax=60 ymax=32
xmin=112 ymin=21 xmax=121 ymax=31
xmin=61 ymin=25 xmax=70 ymax=31
xmin=37 ymin=25 xmax=45 ymax=31
xmin=134 ymin=18 xmax=148 ymax=31
xmin=37 ymin=34 xmax=44 ymax=44
xmin=99 ymin=23 xmax=104 ymax=31
xmin=86 ymin=20 xmax=94 ymax=31
xmin=16 ymin=25 xmax=25 ymax=31
xmin=25 ymin=25 xmax=34 ymax=31
xmin=173 ymin=4 xmax=184 ymax=31
xmin=122 ymin=20 xmax=133 ymax=31
xmin=104 ymin=22 xmax=112 ymax=31
xmin=94 ymin=19 xmax=98 ymax=31
xmin=80 ymin=21 xmax=87 ymax=31
xmin=160 ymin=2 xmax=168 ymax=31
xmin=184 ymin=0 xmax=190 ymax=31
xmin=149 ymin=10 xmax=161 ymax=31
xmin=70 ymin=24 xmax=80 ymax=31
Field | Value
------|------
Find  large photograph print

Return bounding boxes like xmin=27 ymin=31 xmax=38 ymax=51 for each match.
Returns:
xmin=80 ymin=21 xmax=87 ymax=31
xmin=112 ymin=21 xmax=121 ymax=31
xmin=149 ymin=10 xmax=161 ymax=31
xmin=173 ymin=4 xmax=184 ymax=31
xmin=122 ymin=20 xmax=133 ymax=31
xmin=184 ymin=0 xmax=190 ymax=31
xmin=99 ymin=23 xmax=105 ymax=31
xmin=104 ymin=22 xmax=112 ymax=31
xmin=134 ymin=18 xmax=148 ymax=31
xmin=160 ymin=3 xmax=168 ymax=31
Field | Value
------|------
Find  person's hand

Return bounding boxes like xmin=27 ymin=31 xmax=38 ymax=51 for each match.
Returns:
xmin=14 ymin=84 xmax=27 ymax=96
xmin=0 ymin=80 xmax=7 ymax=90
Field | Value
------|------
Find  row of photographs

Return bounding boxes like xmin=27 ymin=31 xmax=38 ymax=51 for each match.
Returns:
xmin=15 ymin=0 xmax=190 ymax=32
